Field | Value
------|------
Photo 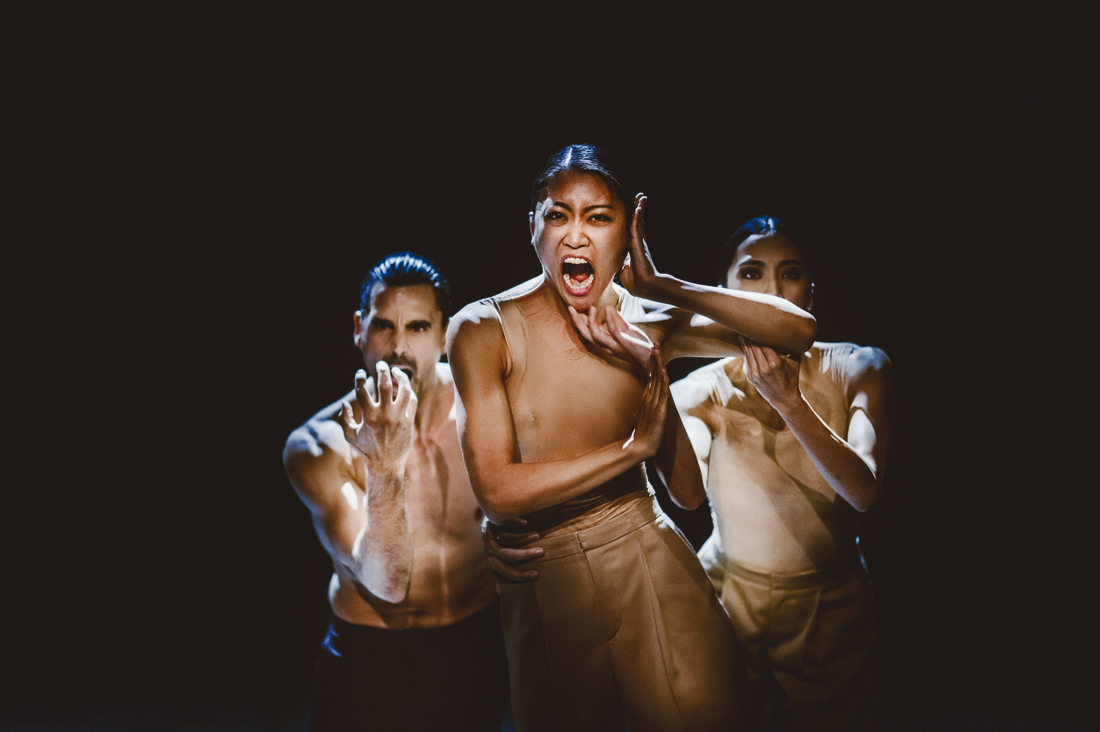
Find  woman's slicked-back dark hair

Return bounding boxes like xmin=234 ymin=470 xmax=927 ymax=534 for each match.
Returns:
xmin=360 ymin=251 xmax=451 ymax=317
xmin=719 ymin=217 xmax=801 ymax=284
xmin=530 ymin=144 xmax=631 ymax=213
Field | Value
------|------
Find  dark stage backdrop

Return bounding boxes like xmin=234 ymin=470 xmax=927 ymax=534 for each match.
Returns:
xmin=7 ymin=4 xmax=1086 ymax=730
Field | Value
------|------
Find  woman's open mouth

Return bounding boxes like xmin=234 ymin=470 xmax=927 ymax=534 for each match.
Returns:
xmin=561 ymin=257 xmax=595 ymax=297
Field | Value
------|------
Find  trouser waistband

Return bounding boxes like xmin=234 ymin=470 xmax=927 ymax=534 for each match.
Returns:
xmin=329 ymin=600 xmax=499 ymax=638
xmin=531 ymin=495 xmax=659 ymax=562
xmin=716 ymin=550 xmax=861 ymax=591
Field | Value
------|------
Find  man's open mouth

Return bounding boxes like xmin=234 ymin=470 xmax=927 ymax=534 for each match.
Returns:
xmin=561 ymin=257 xmax=595 ymax=297
xmin=388 ymin=363 xmax=415 ymax=382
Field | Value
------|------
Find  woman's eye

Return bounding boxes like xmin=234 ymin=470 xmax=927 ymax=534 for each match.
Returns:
xmin=783 ymin=268 xmax=803 ymax=280
xmin=739 ymin=269 xmax=761 ymax=280
xmin=545 ymin=211 xmax=565 ymax=221
xmin=590 ymin=214 xmax=611 ymax=222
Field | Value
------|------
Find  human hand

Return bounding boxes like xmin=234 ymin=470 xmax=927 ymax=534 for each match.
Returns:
xmin=568 ymin=304 xmax=655 ymax=376
xmin=483 ymin=518 xmax=543 ymax=591
xmin=618 ymin=193 xmax=660 ymax=297
xmin=625 ymin=349 xmax=669 ymax=460
xmin=739 ymin=336 xmax=803 ymax=415
xmin=340 ymin=363 xmax=418 ymax=473
xmin=530 ymin=196 xmax=552 ymax=243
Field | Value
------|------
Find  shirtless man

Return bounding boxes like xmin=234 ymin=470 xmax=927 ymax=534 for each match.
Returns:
xmin=283 ymin=252 xmax=506 ymax=732
xmin=673 ymin=218 xmax=889 ymax=730
xmin=447 ymin=145 xmax=816 ymax=732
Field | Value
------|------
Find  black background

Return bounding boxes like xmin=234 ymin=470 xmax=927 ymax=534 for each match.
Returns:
xmin=6 ymin=4 xmax=1088 ymax=730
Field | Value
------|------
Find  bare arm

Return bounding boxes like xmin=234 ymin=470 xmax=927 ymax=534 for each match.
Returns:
xmin=653 ymin=393 xmax=707 ymax=510
xmin=283 ymin=365 xmax=418 ymax=602
xmin=567 ymin=305 xmax=704 ymax=509
xmin=446 ymin=304 xmax=668 ymax=524
xmin=743 ymin=341 xmax=890 ymax=512
xmin=670 ymin=373 xmax=717 ymax=486
xmin=620 ymin=195 xmax=817 ymax=357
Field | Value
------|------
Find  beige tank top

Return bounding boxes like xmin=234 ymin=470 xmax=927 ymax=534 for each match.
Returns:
xmin=484 ymin=289 xmax=651 ymax=536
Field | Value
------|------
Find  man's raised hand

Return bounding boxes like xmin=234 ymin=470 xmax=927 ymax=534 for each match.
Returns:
xmin=340 ymin=362 xmax=418 ymax=473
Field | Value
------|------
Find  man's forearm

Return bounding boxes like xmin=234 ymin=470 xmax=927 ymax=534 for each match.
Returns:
xmin=351 ymin=468 xmax=413 ymax=603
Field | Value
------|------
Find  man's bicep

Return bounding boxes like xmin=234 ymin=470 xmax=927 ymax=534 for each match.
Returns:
xmin=286 ymin=436 xmax=363 ymax=563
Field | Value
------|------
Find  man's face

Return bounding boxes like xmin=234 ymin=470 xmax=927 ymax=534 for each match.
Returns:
xmin=354 ymin=283 xmax=445 ymax=396
xmin=529 ymin=170 xmax=629 ymax=311
xmin=724 ymin=234 xmax=812 ymax=310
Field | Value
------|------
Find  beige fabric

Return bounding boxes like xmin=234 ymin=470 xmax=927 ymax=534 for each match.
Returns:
xmin=702 ymin=547 xmax=877 ymax=732
xmin=500 ymin=496 xmax=746 ymax=732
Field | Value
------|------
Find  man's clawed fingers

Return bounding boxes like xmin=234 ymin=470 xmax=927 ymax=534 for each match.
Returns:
xmin=339 ymin=363 xmax=418 ymax=457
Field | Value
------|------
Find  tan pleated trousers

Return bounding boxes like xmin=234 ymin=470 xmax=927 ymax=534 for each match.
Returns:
xmin=704 ymin=550 xmax=878 ymax=731
xmin=500 ymin=497 xmax=746 ymax=732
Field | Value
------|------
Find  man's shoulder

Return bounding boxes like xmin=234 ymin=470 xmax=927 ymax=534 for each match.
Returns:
xmin=284 ymin=407 xmax=351 ymax=484
xmin=434 ymin=361 xmax=454 ymax=386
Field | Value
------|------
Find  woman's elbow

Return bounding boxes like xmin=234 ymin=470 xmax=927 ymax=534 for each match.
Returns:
xmin=473 ymin=481 xmax=523 ymax=524
xmin=665 ymin=472 xmax=707 ymax=511
xmin=790 ymin=314 xmax=817 ymax=353
xmin=852 ymin=481 xmax=880 ymax=513
xmin=671 ymin=489 xmax=707 ymax=511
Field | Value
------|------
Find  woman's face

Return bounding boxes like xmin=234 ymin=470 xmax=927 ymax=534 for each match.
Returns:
xmin=725 ymin=234 xmax=812 ymax=310
xmin=530 ymin=169 xmax=629 ymax=311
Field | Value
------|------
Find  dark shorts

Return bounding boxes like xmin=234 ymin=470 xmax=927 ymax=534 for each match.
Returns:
xmin=309 ymin=602 xmax=509 ymax=732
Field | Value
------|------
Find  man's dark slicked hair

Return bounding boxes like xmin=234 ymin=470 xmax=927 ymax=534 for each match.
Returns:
xmin=531 ymin=144 xmax=631 ymax=215
xmin=360 ymin=251 xmax=451 ymax=316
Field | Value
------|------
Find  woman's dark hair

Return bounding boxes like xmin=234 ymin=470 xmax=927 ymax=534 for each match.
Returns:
xmin=360 ymin=251 xmax=451 ymax=317
xmin=719 ymin=216 xmax=804 ymax=283
xmin=530 ymin=144 xmax=631 ymax=213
